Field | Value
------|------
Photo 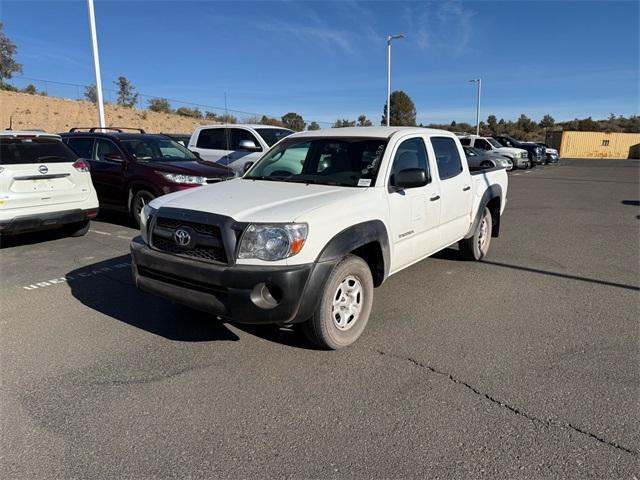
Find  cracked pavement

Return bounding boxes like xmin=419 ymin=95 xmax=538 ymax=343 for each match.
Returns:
xmin=1 ymin=160 xmax=638 ymax=479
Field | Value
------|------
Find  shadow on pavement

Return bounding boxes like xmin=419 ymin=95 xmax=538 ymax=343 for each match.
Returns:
xmin=0 ymin=227 xmax=70 ymax=249
xmin=65 ymin=254 xmax=316 ymax=348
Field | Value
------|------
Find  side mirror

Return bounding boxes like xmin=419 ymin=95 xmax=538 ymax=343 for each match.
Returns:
xmin=105 ymin=153 xmax=123 ymax=162
xmin=238 ymin=139 xmax=261 ymax=152
xmin=192 ymin=150 xmax=201 ymax=159
xmin=243 ymin=161 xmax=254 ymax=174
xmin=394 ymin=168 xmax=428 ymax=189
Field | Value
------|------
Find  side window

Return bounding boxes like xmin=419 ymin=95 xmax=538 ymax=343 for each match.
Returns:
xmin=93 ymin=139 xmax=122 ymax=162
xmin=230 ymin=129 xmax=262 ymax=151
xmin=66 ymin=138 xmax=94 ymax=158
xmin=431 ymin=137 xmax=463 ymax=180
xmin=389 ymin=137 xmax=429 ymax=186
xmin=459 ymin=138 xmax=470 ymax=146
xmin=196 ymin=128 xmax=228 ymax=149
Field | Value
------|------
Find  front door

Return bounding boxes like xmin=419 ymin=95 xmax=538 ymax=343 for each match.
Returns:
xmin=386 ymin=136 xmax=442 ymax=273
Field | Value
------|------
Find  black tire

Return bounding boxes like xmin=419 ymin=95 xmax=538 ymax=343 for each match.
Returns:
xmin=130 ymin=190 xmax=155 ymax=227
xmin=302 ymin=254 xmax=374 ymax=350
xmin=458 ymin=207 xmax=492 ymax=261
xmin=65 ymin=219 xmax=90 ymax=237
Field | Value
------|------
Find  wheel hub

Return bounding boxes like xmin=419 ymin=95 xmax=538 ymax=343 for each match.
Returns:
xmin=331 ymin=275 xmax=363 ymax=331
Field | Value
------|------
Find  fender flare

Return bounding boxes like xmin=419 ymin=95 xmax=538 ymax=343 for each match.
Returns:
xmin=464 ymin=184 xmax=503 ymax=239
xmin=316 ymin=220 xmax=391 ymax=283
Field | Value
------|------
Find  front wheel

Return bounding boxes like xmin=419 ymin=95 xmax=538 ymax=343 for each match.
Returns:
xmin=130 ymin=190 xmax=155 ymax=227
xmin=302 ymin=254 xmax=374 ymax=350
xmin=459 ymin=207 xmax=492 ymax=261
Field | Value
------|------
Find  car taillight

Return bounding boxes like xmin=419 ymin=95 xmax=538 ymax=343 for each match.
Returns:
xmin=73 ymin=159 xmax=90 ymax=172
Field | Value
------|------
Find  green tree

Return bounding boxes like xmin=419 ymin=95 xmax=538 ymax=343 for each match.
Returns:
xmin=0 ymin=22 xmax=22 ymax=86
xmin=333 ymin=118 xmax=356 ymax=128
xmin=115 ymin=76 xmax=138 ymax=107
xmin=381 ymin=90 xmax=416 ymax=126
xmin=539 ymin=114 xmax=555 ymax=130
xmin=217 ymin=113 xmax=237 ymax=124
xmin=175 ymin=106 xmax=203 ymax=119
xmin=281 ymin=112 xmax=306 ymax=131
xmin=307 ymin=121 xmax=320 ymax=131
xmin=486 ymin=115 xmax=498 ymax=134
xmin=516 ymin=114 xmax=536 ymax=134
xmin=148 ymin=97 xmax=172 ymax=113
xmin=84 ymin=84 xmax=98 ymax=103
xmin=260 ymin=115 xmax=285 ymax=127
xmin=205 ymin=111 xmax=218 ymax=120
xmin=21 ymin=84 xmax=37 ymax=95
xmin=357 ymin=115 xmax=372 ymax=127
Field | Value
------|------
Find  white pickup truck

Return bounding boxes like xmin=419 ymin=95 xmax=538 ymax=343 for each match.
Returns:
xmin=131 ymin=127 xmax=508 ymax=349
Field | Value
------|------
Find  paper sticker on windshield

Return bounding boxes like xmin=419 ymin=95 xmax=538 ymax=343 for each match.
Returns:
xmin=357 ymin=178 xmax=372 ymax=187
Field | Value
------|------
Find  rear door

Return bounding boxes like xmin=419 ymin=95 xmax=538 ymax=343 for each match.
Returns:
xmin=225 ymin=128 xmax=264 ymax=172
xmin=189 ymin=128 xmax=230 ymax=164
xmin=429 ymin=136 xmax=473 ymax=246
xmin=90 ymin=138 xmax=127 ymax=208
xmin=0 ymin=137 xmax=92 ymax=211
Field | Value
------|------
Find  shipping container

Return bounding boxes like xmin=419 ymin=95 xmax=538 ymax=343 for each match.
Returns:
xmin=545 ymin=131 xmax=640 ymax=159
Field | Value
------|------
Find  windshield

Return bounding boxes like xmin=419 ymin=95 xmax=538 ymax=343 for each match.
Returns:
xmin=254 ymin=128 xmax=293 ymax=146
xmin=0 ymin=137 xmax=76 ymax=165
xmin=120 ymin=137 xmax=197 ymax=161
xmin=245 ymin=137 xmax=388 ymax=187
xmin=487 ymin=138 xmax=503 ymax=148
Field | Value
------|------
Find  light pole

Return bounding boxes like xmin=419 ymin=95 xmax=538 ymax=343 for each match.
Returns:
xmin=469 ymin=78 xmax=482 ymax=136
xmin=386 ymin=34 xmax=405 ymax=127
xmin=87 ymin=0 xmax=106 ymax=130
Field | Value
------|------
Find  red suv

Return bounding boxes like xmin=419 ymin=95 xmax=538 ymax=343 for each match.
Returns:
xmin=61 ymin=128 xmax=235 ymax=225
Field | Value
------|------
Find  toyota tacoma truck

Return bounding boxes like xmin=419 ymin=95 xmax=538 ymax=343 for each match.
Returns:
xmin=131 ymin=127 xmax=508 ymax=349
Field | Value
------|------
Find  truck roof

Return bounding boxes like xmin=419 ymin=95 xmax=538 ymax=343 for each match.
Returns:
xmin=288 ymin=126 xmax=456 ymax=139
xmin=0 ymin=130 xmax=61 ymax=139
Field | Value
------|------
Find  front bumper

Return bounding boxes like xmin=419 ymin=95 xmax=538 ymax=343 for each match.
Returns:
xmin=545 ymin=153 xmax=559 ymax=163
xmin=0 ymin=208 xmax=98 ymax=235
xmin=513 ymin=157 xmax=530 ymax=168
xmin=130 ymin=237 xmax=334 ymax=324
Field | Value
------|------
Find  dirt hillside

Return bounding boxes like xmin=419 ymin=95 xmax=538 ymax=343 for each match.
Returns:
xmin=0 ymin=91 xmax=218 ymax=134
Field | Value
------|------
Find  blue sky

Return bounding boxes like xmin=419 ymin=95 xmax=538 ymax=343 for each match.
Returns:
xmin=2 ymin=0 xmax=639 ymax=126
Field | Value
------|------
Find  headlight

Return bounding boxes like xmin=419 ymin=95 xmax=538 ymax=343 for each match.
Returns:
xmin=140 ymin=204 xmax=156 ymax=244
xmin=520 ymin=152 xmax=528 ymax=158
xmin=238 ymin=223 xmax=308 ymax=261
xmin=159 ymin=172 xmax=207 ymax=185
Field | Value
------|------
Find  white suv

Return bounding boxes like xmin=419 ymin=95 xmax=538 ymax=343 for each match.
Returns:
xmin=188 ymin=124 xmax=293 ymax=173
xmin=0 ymin=131 xmax=99 ymax=237
xmin=459 ymin=135 xmax=530 ymax=169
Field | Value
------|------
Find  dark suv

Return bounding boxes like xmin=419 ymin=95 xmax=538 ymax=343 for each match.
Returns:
xmin=61 ymin=128 xmax=234 ymax=225
xmin=493 ymin=136 xmax=545 ymax=165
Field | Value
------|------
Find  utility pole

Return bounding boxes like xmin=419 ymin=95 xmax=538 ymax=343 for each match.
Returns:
xmin=469 ymin=78 xmax=482 ymax=136
xmin=386 ymin=34 xmax=405 ymax=127
xmin=87 ymin=0 xmax=106 ymax=129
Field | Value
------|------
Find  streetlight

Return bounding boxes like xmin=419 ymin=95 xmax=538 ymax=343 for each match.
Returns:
xmin=469 ymin=78 xmax=482 ymax=136
xmin=87 ymin=0 xmax=106 ymax=130
xmin=386 ymin=34 xmax=405 ymax=127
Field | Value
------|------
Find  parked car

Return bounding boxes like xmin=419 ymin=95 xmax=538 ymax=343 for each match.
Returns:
xmin=61 ymin=128 xmax=234 ymax=226
xmin=463 ymin=146 xmax=513 ymax=170
xmin=0 ymin=131 xmax=98 ymax=237
xmin=131 ymin=127 xmax=508 ymax=349
xmin=161 ymin=133 xmax=191 ymax=147
xmin=188 ymin=124 xmax=294 ymax=173
xmin=493 ymin=136 xmax=545 ymax=165
xmin=535 ymin=143 xmax=560 ymax=164
xmin=458 ymin=135 xmax=530 ymax=169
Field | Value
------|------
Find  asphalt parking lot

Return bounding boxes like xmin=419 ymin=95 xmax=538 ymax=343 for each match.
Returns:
xmin=1 ymin=160 xmax=638 ymax=479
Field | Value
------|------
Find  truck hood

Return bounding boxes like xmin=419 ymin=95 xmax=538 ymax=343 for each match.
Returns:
xmin=147 ymin=160 xmax=234 ymax=178
xmin=149 ymin=178 xmax=364 ymax=223
xmin=495 ymin=146 xmax=527 ymax=156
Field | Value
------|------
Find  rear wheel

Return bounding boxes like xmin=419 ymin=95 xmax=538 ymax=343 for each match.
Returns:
xmin=65 ymin=219 xmax=90 ymax=237
xmin=302 ymin=254 xmax=374 ymax=350
xmin=459 ymin=207 xmax=492 ymax=261
xmin=130 ymin=190 xmax=155 ymax=227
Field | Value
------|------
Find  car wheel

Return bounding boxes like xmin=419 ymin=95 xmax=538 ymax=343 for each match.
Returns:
xmin=130 ymin=190 xmax=155 ymax=227
xmin=65 ymin=219 xmax=90 ymax=237
xmin=458 ymin=207 xmax=492 ymax=261
xmin=302 ymin=254 xmax=374 ymax=350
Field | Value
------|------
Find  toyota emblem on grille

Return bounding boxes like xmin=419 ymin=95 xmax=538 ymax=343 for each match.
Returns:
xmin=38 ymin=165 xmax=48 ymax=174
xmin=174 ymin=228 xmax=191 ymax=246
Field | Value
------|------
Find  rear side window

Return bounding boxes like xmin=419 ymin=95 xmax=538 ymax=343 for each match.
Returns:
xmin=475 ymin=139 xmax=491 ymax=150
xmin=431 ymin=137 xmax=463 ymax=180
xmin=390 ymin=137 xmax=429 ymax=186
xmin=196 ymin=128 xmax=228 ymax=149
xmin=66 ymin=137 xmax=94 ymax=158
xmin=0 ymin=137 xmax=77 ymax=165
xmin=459 ymin=138 xmax=470 ymax=146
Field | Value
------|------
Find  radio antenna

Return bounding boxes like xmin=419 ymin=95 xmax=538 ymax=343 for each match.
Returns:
xmin=224 ymin=91 xmax=230 ymax=152
xmin=7 ymin=115 xmax=13 ymax=130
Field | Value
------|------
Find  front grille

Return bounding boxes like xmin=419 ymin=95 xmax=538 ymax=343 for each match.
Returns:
xmin=151 ymin=216 xmax=228 ymax=264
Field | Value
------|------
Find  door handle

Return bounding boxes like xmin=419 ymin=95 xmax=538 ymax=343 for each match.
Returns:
xmin=462 ymin=186 xmax=471 ymax=191
xmin=430 ymin=195 xmax=440 ymax=201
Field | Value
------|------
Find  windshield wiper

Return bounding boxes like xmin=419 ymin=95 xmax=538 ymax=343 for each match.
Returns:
xmin=246 ymin=175 xmax=289 ymax=182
